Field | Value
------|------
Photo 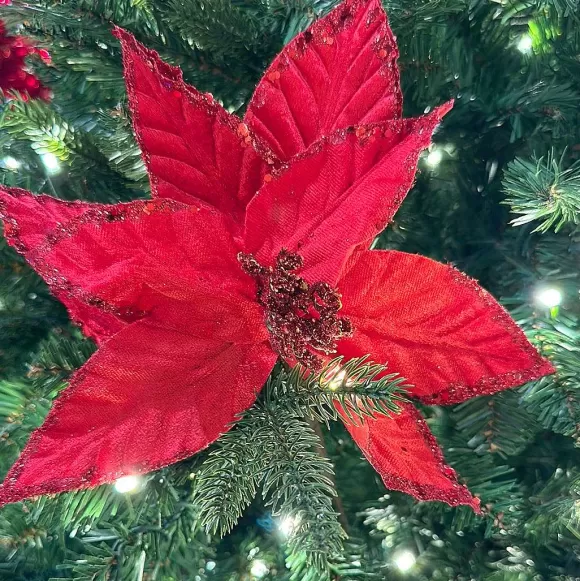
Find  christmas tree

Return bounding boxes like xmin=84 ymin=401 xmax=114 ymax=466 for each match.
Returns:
xmin=0 ymin=0 xmax=579 ymax=579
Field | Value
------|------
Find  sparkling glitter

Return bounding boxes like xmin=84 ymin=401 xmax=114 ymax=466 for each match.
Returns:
xmin=237 ymin=122 xmax=249 ymax=137
xmin=238 ymin=250 xmax=352 ymax=370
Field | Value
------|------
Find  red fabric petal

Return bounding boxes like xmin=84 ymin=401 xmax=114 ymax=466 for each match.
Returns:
xmin=114 ymin=28 xmax=271 ymax=229
xmin=0 ymin=189 xmax=256 ymax=345
xmin=0 ymin=188 xmax=125 ymax=342
xmin=338 ymin=403 xmax=480 ymax=510
xmin=0 ymin=311 xmax=276 ymax=504
xmin=245 ymin=0 xmax=401 ymax=160
xmin=337 ymin=250 xmax=555 ymax=404
xmin=243 ymin=106 xmax=451 ymax=285
xmin=0 ymin=188 xmax=91 ymax=248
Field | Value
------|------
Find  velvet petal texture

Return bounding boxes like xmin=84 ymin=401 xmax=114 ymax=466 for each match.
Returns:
xmin=0 ymin=315 xmax=275 ymax=504
xmin=333 ymin=250 xmax=554 ymax=508
xmin=0 ymin=192 xmax=276 ymax=504
xmin=244 ymin=104 xmax=451 ymax=286
xmin=338 ymin=403 xmax=479 ymax=510
xmin=114 ymin=28 xmax=271 ymax=231
xmin=337 ymin=250 xmax=555 ymax=404
xmin=245 ymin=0 xmax=402 ymax=160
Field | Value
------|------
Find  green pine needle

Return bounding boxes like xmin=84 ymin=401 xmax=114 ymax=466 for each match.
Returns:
xmin=503 ymin=150 xmax=580 ymax=233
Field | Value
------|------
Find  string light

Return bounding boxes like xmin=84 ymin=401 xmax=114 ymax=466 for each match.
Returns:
xmin=278 ymin=515 xmax=299 ymax=537
xmin=250 ymin=559 xmax=269 ymax=578
xmin=205 ymin=561 xmax=216 ymax=572
xmin=39 ymin=152 xmax=61 ymax=175
xmin=392 ymin=549 xmax=416 ymax=573
xmin=517 ymin=34 xmax=533 ymax=53
xmin=426 ymin=148 xmax=443 ymax=168
xmin=324 ymin=363 xmax=356 ymax=391
xmin=250 ymin=559 xmax=268 ymax=578
xmin=114 ymin=474 xmax=142 ymax=493
xmin=327 ymin=369 xmax=346 ymax=391
xmin=535 ymin=287 xmax=562 ymax=308
xmin=2 ymin=156 xmax=21 ymax=170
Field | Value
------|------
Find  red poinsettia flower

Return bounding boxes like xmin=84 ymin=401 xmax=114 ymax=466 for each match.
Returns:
xmin=0 ymin=0 xmax=553 ymax=511
xmin=0 ymin=19 xmax=51 ymax=100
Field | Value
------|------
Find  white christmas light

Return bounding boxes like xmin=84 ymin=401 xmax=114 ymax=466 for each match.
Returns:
xmin=205 ymin=561 xmax=216 ymax=571
xmin=535 ymin=287 xmax=562 ymax=308
xmin=3 ymin=156 xmax=21 ymax=170
xmin=517 ymin=34 xmax=533 ymax=53
xmin=40 ymin=152 xmax=61 ymax=175
xmin=250 ymin=559 xmax=269 ymax=578
xmin=327 ymin=369 xmax=347 ymax=391
xmin=278 ymin=515 xmax=299 ymax=537
xmin=114 ymin=475 xmax=141 ymax=493
xmin=393 ymin=549 xmax=416 ymax=573
xmin=426 ymin=149 xmax=443 ymax=168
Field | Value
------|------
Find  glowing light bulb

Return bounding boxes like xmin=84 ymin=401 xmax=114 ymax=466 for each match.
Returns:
xmin=40 ymin=152 xmax=61 ymax=175
xmin=426 ymin=149 xmax=443 ymax=167
xmin=517 ymin=34 xmax=533 ymax=53
xmin=278 ymin=515 xmax=299 ymax=537
xmin=328 ymin=369 xmax=347 ymax=391
xmin=3 ymin=156 xmax=21 ymax=170
xmin=535 ymin=287 xmax=562 ymax=308
xmin=205 ymin=560 xmax=216 ymax=571
xmin=250 ymin=559 xmax=269 ymax=578
xmin=393 ymin=549 xmax=416 ymax=573
xmin=114 ymin=475 xmax=141 ymax=493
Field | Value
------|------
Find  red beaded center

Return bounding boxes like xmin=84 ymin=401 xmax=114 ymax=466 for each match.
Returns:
xmin=238 ymin=249 xmax=352 ymax=371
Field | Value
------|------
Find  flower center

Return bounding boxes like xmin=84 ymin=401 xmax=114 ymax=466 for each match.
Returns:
xmin=238 ymin=249 xmax=352 ymax=371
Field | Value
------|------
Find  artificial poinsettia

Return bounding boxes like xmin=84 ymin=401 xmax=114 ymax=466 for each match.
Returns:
xmin=0 ymin=19 xmax=50 ymax=100
xmin=0 ymin=0 xmax=553 ymax=511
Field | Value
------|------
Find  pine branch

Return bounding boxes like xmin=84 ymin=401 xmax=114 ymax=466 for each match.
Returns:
xmin=520 ymin=318 xmax=580 ymax=442
xmin=157 ymin=0 xmax=273 ymax=67
xmin=1 ymin=100 xmax=139 ymax=202
xmin=258 ymin=403 xmax=345 ymax=577
xmin=527 ymin=467 xmax=580 ymax=547
xmin=503 ymin=150 xmax=580 ymax=233
xmin=193 ymin=415 xmax=270 ymax=537
xmin=272 ymin=357 xmax=409 ymax=425
xmin=194 ymin=360 xmax=404 ymax=576
xmin=453 ymin=390 xmax=540 ymax=458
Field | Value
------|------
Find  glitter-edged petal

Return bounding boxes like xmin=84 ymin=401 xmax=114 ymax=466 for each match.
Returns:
xmin=243 ymin=105 xmax=451 ymax=286
xmin=0 ymin=189 xmax=259 ymax=345
xmin=0 ymin=188 xmax=127 ymax=342
xmin=114 ymin=28 xmax=272 ymax=229
xmin=245 ymin=0 xmax=401 ymax=160
xmin=0 ymin=313 xmax=276 ymax=505
xmin=337 ymin=250 xmax=555 ymax=404
xmin=338 ymin=403 xmax=480 ymax=510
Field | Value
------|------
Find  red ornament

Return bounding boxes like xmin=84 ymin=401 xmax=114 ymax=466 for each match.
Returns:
xmin=0 ymin=20 xmax=50 ymax=100
xmin=0 ymin=0 xmax=553 ymax=510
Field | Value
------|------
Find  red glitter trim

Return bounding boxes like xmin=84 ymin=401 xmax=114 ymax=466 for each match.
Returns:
xmin=239 ymin=249 xmax=352 ymax=370
xmin=256 ymin=104 xmax=451 ymax=185
xmin=113 ymin=27 xmax=282 ymax=192
xmin=0 ymin=188 xmax=188 ymax=324
xmin=353 ymin=404 xmax=481 ymax=511
xmin=417 ymin=267 xmax=555 ymax=405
